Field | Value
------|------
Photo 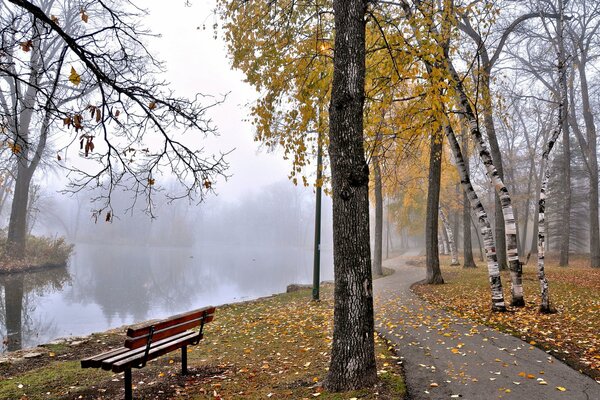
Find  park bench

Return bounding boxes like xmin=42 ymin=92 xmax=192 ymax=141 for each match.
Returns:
xmin=81 ymin=306 xmax=216 ymax=400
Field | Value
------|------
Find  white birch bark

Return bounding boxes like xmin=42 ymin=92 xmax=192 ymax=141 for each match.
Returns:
xmin=440 ymin=209 xmax=460 ymax=265
xmin=447 ymin=62 xmax=524 ymax=307
xmin=538 ymin=127 xmax=560 ymax=313
xmin=445 ymin=124 xmax=506 ymax=311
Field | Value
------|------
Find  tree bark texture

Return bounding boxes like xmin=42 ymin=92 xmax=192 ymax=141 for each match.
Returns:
xmin=372 ymin=155 xmax=383 ymax=276
xmin=538 ymin=126 xmax=561 ymax=313
xmin=445 ymin=124 xmax=506 ymax=311
xmin=425 ymin=131 xmax=445 ymax=285
xmin=325 ymin=0 xmax=377 ymax=391
xmin=447 ymin=61 xmax=524 ymax=307
xmin=481 ymin=77 xmax=508 ymax=271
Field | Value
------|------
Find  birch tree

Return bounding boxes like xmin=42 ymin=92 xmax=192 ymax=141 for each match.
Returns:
xmin=440 ymin=207 xmax=459 ymax=266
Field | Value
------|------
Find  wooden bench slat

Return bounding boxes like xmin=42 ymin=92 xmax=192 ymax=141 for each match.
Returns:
xmin=125 ymin=315 xmax=214 ymax=349
xmin=81 ymin=346 xmax=131 ymax=368
xmin=109 ymin=331 xmax=200 ymax=373
xmin=126 ymin=306 xmax=215 ymax=338
xmin=101 ymin=330 xmax=198 ymax=370
xmin=81 ymin=306 xmax=215 ymax=400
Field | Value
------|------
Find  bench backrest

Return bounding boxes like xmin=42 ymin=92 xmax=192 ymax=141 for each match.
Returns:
xmin=124 ymin=306 xmax=216 ymax=350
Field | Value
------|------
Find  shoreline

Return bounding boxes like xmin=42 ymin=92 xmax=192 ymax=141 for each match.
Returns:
xmin=0 ymin=262 xmax=68 ymax=275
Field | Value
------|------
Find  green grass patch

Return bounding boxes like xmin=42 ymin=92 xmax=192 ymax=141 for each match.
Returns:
xmin=0 ymin=361 xmax=111 ymax=399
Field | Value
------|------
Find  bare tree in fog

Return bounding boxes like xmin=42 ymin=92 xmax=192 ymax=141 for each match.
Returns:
xmin=1 ymin=0 xmax=228 ymax=259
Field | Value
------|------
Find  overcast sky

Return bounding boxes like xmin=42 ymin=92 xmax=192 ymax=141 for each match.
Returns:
xmin=141 ymin=0 xmax=296 ymax=203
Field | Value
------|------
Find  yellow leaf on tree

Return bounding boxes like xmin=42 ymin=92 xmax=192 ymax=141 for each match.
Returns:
xmin=69 ymin=67 xmax=81 ymax=86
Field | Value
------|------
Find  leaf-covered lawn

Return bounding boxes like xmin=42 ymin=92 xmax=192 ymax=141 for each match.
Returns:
xmin=0 ymin=286 xmax=405 ymax=399
xmin=413 ymin=256 xmax=600 ymax=381
xmin=185 ymin=286 xmax=406 ymax=399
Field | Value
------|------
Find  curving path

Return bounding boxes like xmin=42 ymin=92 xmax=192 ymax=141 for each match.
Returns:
xmin=373 ymin=250 xmax=600 ymax=400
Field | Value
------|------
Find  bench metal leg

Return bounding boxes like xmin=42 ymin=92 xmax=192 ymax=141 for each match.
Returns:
xmin=182 ymin=345 xmax=188 ymax=375
xmin=124 ymin=368 xmax=132 ymax=400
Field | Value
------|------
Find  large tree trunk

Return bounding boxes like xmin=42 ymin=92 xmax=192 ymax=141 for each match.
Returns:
xmin=324 ymin=0 xmax=377 ymax=391
xmin=425 ymin=131 xmax=445 ymax=284
xmin=372 ymin=155 xmax=383 ymax=276
xmin=445 ymin=124 xmax=505 ymax=311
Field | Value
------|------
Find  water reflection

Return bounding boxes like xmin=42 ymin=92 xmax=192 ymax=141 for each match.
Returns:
xmin=1 ymin=243 xmax=332 ymax=352
xmin=0 ymin=266 xmax=71 ymax=351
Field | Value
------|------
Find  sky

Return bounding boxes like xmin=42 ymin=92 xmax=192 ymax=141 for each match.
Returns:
xmin=140 ymin=0 xmax=296 ymax=203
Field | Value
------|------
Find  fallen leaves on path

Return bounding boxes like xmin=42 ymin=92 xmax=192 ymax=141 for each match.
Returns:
xmin=413 ymin=257 xmax=600 ymax=380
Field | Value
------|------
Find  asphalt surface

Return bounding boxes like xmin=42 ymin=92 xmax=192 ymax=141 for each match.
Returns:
xmin=373 ymin=251 xmax=600 ymax=400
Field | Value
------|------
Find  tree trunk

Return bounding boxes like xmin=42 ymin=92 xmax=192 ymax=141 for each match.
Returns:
xmin=4 ymin=275 xmax=24 ymax=351
xmin=6 ymin=163 xmax=33 ymax=259
xmin=576 ymin=61 xmax=600 ymax=268
xmin=325 ymin=0 xmax=377 ymax=391
xmin=538 ymin=126 xmax=561 ymax=314
xmin=557 ymin=0 xmax=571 ymax=267
xmin=440 ymin=231 xmax=449 ymax=255
xmin=461 ymin=131 xmax=476 ymax=267
xmin=445 ymin=124 xmax=505 ymax=311
xmin=530 ymin=158 xmax=545 ymax=256
xmin=463 ymin=193 xmax=476 ymax=267
xmin=447 ymin=62 xmax=524 ymax=307
xmin=471 ymin=215 xmax=485 ymax=261
xmin=440 ymin=209 xmax=459 ymax=265
xmin=482 ymin=79 xmax=508 ymax=271
xmin=454 ymin=184 xmax=461 ymax=250
xmin=425 ymin=130 xmax=445 ymax=285
xmin=372 ymin=155 xmax=383 ymax=276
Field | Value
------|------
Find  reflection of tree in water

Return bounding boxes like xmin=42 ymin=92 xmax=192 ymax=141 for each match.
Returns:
xmin=66 ymin=245 xmax=214 ymax=326
xmin=0 ymin=266 xmax=71 ymax=352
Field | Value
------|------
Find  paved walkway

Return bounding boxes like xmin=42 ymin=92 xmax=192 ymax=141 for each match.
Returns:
xmin=374 ymin=251 xmax=600 ymax=400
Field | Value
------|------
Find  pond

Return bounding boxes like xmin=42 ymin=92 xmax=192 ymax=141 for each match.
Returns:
xmin=0 ymin=243 xmax=333 ymax=352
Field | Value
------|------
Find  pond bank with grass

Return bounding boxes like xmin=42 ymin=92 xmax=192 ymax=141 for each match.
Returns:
xmin=0 ymin=285 xmax=406 ymax=399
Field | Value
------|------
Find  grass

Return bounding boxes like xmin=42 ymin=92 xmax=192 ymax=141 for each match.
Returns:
xmin=413 ymin=254 xmax=600 ymax=380
xmin=0 ymin=286 xmax=406 ymax=399
xmin=0 ymin=235 xmax=74 ymax=273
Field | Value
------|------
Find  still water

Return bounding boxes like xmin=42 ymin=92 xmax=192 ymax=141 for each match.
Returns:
xmin=0 ymin=243 xmax=333 ymax=352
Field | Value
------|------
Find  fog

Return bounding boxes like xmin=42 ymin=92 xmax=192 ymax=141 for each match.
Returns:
xmin=1 ymin=179 xmax=335 ymax=351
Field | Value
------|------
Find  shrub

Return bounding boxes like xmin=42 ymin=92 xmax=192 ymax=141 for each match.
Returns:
xmin=0 ymin=235 xmax=74 ymax=273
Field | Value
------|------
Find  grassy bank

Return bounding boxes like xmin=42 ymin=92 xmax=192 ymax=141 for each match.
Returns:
xmin=413 ymin=256 xmax=600 ymax=381
xmin=0 ymin=235 xmax=73 ymax=274
xmin=0 ymin=286 xmax=405 ymax=399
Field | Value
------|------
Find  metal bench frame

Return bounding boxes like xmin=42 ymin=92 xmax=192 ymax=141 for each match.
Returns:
xmin=81 ymin=306 xmax=215 ymax=400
